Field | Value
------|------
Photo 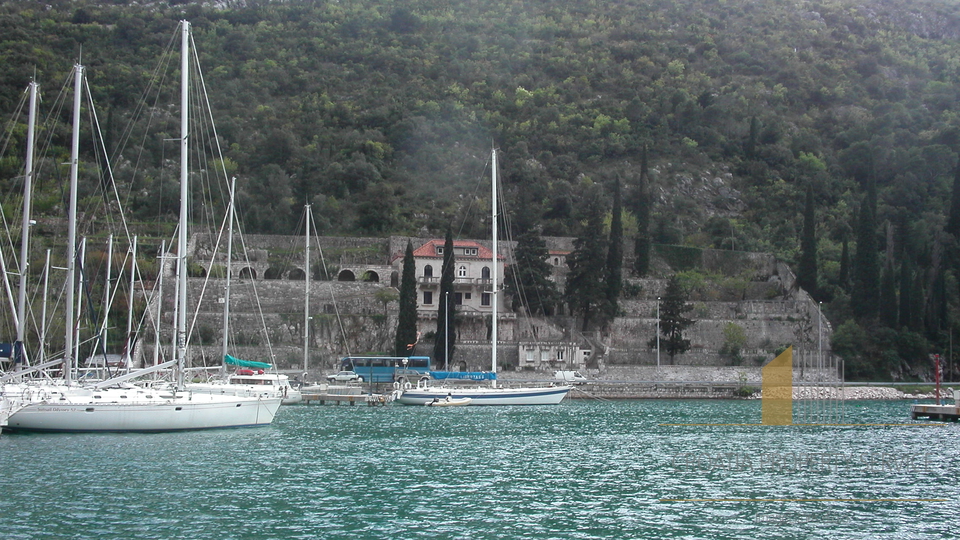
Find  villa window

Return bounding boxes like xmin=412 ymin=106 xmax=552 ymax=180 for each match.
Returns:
xmin=481 ymin=266 xmax=490 ymax=279
xmin=423 ymin=291 xmax=433 ymax=305
xmin=424 ymin=265 xmax=433 ymax=278
xmin=458 ymin=265 xmax=467 ymax=278
xmin=481 ymin=293 xmax=491 ymax=306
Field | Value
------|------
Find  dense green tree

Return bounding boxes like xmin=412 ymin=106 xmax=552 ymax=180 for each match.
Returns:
xmin=797 ymin=185 xmax=818 ymax=297
xmin=604 ymin=176 xmax=624 ymax=323
xmin=564 ymin=185 xmax=608 ymax=331
xmin=909 ymin=271 xmax=926 ymax=334
xmin=879 ymin=260 xmax=898 ymax=329
xmin=838 ymin=238 xmax=850 ymax=290
xmin=433 ymin=229 xmax=456 ymax=369
xmin=633 ymin=146 xmax=652 ymax=276
xmin=852 ymin=176 xmax=880 ymax=322
xmin=394 ymin=240 xmax=419 ymax=357
xmin=898 ymin=262 xmax=914 ymax=331
xmin=648 ymin=275 xmax=694 ymax=364
xmin=744 ymin=116 xmax=759 ymax=159
xmin=504 ymin=228 xmax=559 ymax=316
xmin=945 ymin=158 xmax=960 ymax=240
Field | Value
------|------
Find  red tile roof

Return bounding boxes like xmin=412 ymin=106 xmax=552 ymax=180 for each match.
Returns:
xmin=411 ymin=239 xmax=504 ymax=261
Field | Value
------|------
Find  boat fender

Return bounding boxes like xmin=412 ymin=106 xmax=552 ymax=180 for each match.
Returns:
xmin=404 ymin=382 xmax=412 ymax=390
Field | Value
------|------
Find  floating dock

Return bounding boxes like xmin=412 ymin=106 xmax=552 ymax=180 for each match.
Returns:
xmin=297 ymin=385 xmax=393 ymax=406
xmin=911 ymin=389 xmax=960 ymax=421
xmin=911 ymin=403 xmax=960 ymax=421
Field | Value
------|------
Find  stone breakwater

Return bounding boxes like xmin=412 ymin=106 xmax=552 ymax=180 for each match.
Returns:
xmin=787 ymin=386 xmax=949 ymax=400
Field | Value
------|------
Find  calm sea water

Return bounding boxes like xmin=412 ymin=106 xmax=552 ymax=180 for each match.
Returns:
xmin=1 ymin=399 xmax=956 ymax=540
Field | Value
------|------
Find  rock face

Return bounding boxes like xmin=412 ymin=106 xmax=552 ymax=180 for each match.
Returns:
xmin=145 ymin=234 xmax=828 ymax=375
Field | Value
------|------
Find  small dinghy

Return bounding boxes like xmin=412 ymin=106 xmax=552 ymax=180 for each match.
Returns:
xmin=425 ymin=396 xmax=472 ymax=407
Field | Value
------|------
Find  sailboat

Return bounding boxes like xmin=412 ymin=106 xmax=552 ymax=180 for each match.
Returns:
xmin=4 ymin=22 xmax=281 ymax=432
xmin=184 ymin=179 xmax=301 ymax=405
xmin=395 ymin=149 xmax=572 ymax=406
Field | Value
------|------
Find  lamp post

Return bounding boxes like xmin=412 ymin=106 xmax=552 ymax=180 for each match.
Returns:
xmin=656 ymin=296 xmax=661 ymax=368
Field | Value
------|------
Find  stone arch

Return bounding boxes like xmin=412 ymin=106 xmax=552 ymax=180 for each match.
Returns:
xmin=264 ymin=267 xmax=284 ymax=280
xmin=289 ymin=268 xmax=307 ymax=280
xmin=238 ymin=267 xmax=257 ymax=280
xmin=361 ymin=270 xmax=380 ymax=283
xmin=338 ymin=269 xmax=356 ymax=282
xmin=390 ymin=270 xmax=399 ymax=288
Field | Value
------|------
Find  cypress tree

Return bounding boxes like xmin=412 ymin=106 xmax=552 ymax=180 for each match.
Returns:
xmin=433 ymin=229 xmax=456 ymax=369
xmin=852 ymin=176 xmax=880 ymax=322
xmin=838 ymin=237 xmax=850 ymax=290
xmin=909 ymin=271 xmax=925 ymax=333
xmin=648 ymin=275 xmax=694 ymax=364
xmin=946 ymin=158 xmax=960 ymax=239
xmin=879 ymin=260 xmax=898 ymax=328
xmin=394 ymin=240 xmax=419 ymax=356
xmin=633 ymin=145 xmax=652 ymax=276
xmin=564 ymin=185 xmax=608 ymax=331
xmin=504 ymin=228 xmax=559 ymax=316
xmin=898 ymin=262 xmax=913 ymax=330
xmin=604 ymin=176 xmax=624 ymax=322
xmin=797 ymin=184 xmax=818 ymax=297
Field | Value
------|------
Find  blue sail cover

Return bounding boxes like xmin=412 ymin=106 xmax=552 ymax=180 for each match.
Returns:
xmin=224 ymin=354 xmax=272 ymax=369
xmin=428 ymin=371 xmax=497 ymax=381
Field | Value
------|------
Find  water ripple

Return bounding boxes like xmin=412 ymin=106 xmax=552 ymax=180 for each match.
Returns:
xmin=0 ymin=400 xmax=956 ymax=539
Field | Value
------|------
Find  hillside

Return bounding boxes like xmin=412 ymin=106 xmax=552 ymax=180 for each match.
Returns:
xmin=1 ymin=0 xmax=959 ymax=379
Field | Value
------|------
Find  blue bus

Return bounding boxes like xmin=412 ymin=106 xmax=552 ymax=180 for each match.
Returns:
xmin=339 ymin=356 xmax=431 ymax=384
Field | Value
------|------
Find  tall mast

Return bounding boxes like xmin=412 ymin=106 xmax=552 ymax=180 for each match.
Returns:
xmin=153 ymin=241 xmax=165 ymax=368
xmin=39 ymin=249 xmax=51 ymax=366
xmin=491 ymin=148 xmax=498 ymax=386
xmin=221 ymin=177 xmax=235 ymax=377
xmin=304 ymin=204 xmax=311 ymax=373
xmin=101 ymin=234 xmax=113 ymax=363
xmin=64 ymin=64 xmax=83 ymax=386
xmin=175 ymin=21 xmax=190 ymax=388
xmin=15 ymin=80 xmax=38 ymax=368
xmin=125 ymin=236 xmax=137 ymax=369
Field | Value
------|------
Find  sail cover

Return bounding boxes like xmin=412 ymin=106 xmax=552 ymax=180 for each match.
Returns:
xmin=224 ymin=354 xmax=272 ymax=369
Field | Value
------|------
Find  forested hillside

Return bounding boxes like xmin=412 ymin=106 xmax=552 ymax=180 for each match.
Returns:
xmin=2 ymin=0 xmax=960 ymax=379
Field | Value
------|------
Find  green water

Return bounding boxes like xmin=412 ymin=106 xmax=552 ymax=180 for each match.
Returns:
xmin=0 ymin=400 xmax=956 ymax=539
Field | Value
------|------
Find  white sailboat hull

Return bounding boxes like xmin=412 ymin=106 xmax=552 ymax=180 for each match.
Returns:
xmin=3 ymin=388 xmax=281 ymax=433
xmin=187 ymin=373 xmax=302 ymax=405
xmin=396 ymin=385 xmax=571 ymax=406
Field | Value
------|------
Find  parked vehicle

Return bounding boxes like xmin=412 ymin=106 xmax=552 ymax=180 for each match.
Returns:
xmin=327 ymin=370 xmax=362 ymax=383
xmin=554 ymin=371 xmax=589 ymax=384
